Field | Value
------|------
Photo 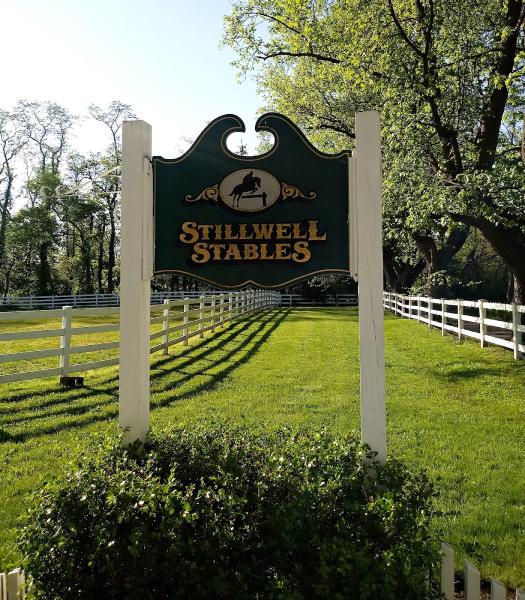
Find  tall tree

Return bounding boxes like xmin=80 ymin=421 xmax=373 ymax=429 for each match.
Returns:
xmin=224 ymin=0 xmax=525 ymax=300
xmin=16 ymin=101 xmax=74 ymax=294
xmin=88 ymin=101 xmax=135 ymax=292
xmin=0 ymin=110 xmax=25 ymax=277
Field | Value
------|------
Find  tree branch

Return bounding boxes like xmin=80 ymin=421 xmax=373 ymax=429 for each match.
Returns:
xmin=256 ymin=50 xmax=341 ymax=63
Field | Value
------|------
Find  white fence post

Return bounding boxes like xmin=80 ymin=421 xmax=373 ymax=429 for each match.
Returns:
xmin=512 ymin=303 xmax=521 ymax=360
xmin=428 ymin=297 xmax=432 ymax=329
xmin=59 ymin=305 xmax=72 ymax=379
xmin=441 ymin=298 xmax=446 ymax=336
xmin=162 ymin=299 xmax=170 ymax=355
xmin=211 ymin=295 xmax=216 ymax=332
xmin=417 ymin=296 xmax=421 ymax=322
xmin=229 ymin=292 xmax=233 ymax=321
xmin=464 ymin=559 xmax=480 ymax=600
xmin=220 ymin=293 xmax=225 ymax=327
xmin=199 ymin=295 xmax=205 ymax=337
xmin=355 ymin=110 xmax=387 ymax=463
xmin=440 ymin=542 xmax=454 ymax=600
xmin=457 ymin=300 xmax=464 ymax=341
xmin=183 ymin=299 xmax=189 ymax=346
xmin=491 ymin=579 xmax=506 ymax=600
xmin=6 ymin=568 xmax=25 ymax=600
xmin=119 ymin=119 xmax=153 ymax=446
xmin=479 ymin=300 xmax=486 ymax=348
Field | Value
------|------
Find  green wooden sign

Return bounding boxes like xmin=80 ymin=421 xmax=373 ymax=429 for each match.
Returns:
xmin=153 ymin=113 xmax=350 ymax=288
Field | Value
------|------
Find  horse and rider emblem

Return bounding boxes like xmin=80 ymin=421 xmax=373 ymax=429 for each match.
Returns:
xmin=185 ymin=168 xmax=316 ymax=213
xmin=228 ymin=171 xmax=265 ymax=208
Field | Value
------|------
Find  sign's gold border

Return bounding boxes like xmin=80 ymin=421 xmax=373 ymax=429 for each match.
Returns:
xmin=153 ymin=268 xmax=351 ymax=290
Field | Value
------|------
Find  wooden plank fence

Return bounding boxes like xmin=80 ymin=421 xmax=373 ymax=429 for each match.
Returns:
xmin=280 ymin=293 xmax=357 ymax=306
xmin=0 ymin=291 xmax=244 ymax=310
xmin=2 ymin=543 xmax=523 ymax=599
xmin=384 ymin=292 xmax=525 ymax=360
xmin=0 ymin=290 xmax=280 ymax=385
xmin=1 ymin=291 xmax=357 ymax=310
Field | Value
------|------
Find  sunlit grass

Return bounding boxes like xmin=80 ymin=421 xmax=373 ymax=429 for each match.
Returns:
xmin=0 ymin=308 xmax=524 ymax=587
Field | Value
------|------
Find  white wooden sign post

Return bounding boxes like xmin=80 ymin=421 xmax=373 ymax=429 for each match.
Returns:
xmin=119 ymin=112 xmax=386 ymax=464
xmin=351 ymin=111 xmax=387 ymax=463
xmin=119 ymin=120 xmax=153 ymax=445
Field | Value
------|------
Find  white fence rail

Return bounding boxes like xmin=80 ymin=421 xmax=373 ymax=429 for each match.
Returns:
xmin=280 ymin=293 xmax=357 ymax=306
xmin=1 ymin=291 xmax=357 ymax=310
xmin=0 ymin=291 xmax=229 ymax=310
xmin=0 ymin=290 xmax=280 ymax=385
xmin=384 ymin=292 xmax=525 ymax=360
xmin=2 ymin=543 xmax=523 ymax=599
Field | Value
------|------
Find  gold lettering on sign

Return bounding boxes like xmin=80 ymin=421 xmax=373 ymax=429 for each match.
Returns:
xmin=275 ymin=223 xmax=292 ymax=239
xmin=252 ymin=223 xmax=275 ymax=239
xmin=238 ymin=224 xmax=253 ymax=240
xmin=307 ymin=220 xmax=327 ymax=241
xmin=292 ymin=223 xmax=308 ymax=239
xmin=224 ymin=224 xmax=238 ymax=240
xmin=260 ymin=244 xmax=275 ymax=260
xmin=179 ymin=221 xmax=199 ymax=244
xmin=243 ymin=244 xmax=259 ymax=260
xmin=224 ymin=244 xmax=242 ymax=261
xmin=292 ymin=241 xmax=311 ymax=263
xmin=177 ymin=220 xmax=329 ymax=265
xmin=191 ymin=242 xmax=210 ymax=263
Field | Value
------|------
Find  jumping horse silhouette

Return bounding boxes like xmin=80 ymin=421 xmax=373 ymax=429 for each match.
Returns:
xmin=229 ymin=175 xmax=262 ymax=207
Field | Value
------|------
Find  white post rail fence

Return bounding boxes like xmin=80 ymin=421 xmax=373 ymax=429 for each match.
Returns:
xmin=383 ymin=292 xmax=525 ymax=360
xmin=0 ymin=290 xmax=280 ymax=386
xmin=3 ymin=542 xmax=523 ymax=600
xmin=0 ymin=291 xmax=358 ymax=310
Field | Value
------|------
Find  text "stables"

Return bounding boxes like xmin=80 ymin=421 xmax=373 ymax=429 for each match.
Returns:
xmin=178 ymin=220 xmax=327 ymax=265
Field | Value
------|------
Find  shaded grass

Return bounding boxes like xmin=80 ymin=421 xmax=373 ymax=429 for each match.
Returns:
xmin=0 ymin=308 xmax=524 ymax=587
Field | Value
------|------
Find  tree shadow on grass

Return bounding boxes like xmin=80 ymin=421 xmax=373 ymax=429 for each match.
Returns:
xmin=281 ymin=307 xmax=358 ymax=323
xmin=0 ymin=309 xmax=289 ymax=443
xmin=425 ymin=364 xmax=524 ymax=383
xmin=0 ymin=310 xmax=272 ymax=410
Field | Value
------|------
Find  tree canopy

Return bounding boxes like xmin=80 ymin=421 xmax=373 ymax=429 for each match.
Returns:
xmin=224 ymin=0 xmax=525 ymax=299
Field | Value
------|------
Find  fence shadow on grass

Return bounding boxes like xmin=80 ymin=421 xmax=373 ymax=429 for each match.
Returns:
xmin=0 ymin=308 xmax=289 ymax=443
xmin=281 ymin=306 xmax=358 ymax=323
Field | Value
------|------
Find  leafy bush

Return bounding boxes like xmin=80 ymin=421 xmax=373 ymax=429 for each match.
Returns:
xmin=20 ymin=426 xmax=442 ymax=599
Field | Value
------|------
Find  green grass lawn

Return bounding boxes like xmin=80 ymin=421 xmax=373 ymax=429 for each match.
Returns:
xmin=0 ymin=307 xmax=524 ymax=587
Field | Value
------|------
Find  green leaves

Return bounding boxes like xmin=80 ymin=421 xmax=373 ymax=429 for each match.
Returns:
xmin=224 ymin=0 xmax=525 ymax=296
xmin=20 ymin=425 xmax=442 ymax=599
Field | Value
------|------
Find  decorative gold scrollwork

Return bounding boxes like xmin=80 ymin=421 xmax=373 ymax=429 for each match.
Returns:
xmin=280 ymin=183 xmax=316 ymax=200
xmin=185 ymin=181 xmax=316 ymax=205
xmin=185 ymin=184 xmax=220 ymax=203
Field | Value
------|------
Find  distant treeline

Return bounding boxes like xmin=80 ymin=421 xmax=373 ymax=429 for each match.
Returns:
xmin=0 ymin=96 xmax=518 ymax=302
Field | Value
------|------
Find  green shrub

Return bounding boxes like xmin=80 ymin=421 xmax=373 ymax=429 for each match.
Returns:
xmin=20 ymin=426 xmax=442 ymax=599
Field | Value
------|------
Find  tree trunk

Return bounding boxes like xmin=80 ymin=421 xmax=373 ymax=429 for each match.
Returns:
xmin=107 ymin=209 xmax=116 ymax=293
xmin=513 ymin=274 xmax=525 ymax=305
xmin=3 ymin=259 xmax=14 ymax=296
xmin=37 ymin=241 xmax=53 ymax=295
xmin=383 ymin=245 xmax=426 ymax=292
xmin=413 ymin=226 xmax=469 ymax=297
xmin=0 ymin=174 xmax=13 ymax=267
xmin=97 ymin=215 xmax=106 ymax=293
xmin=79 ymin=238 xmax=94 ymax=294
xmin=454 ymin=213 xmax=525 ymax=304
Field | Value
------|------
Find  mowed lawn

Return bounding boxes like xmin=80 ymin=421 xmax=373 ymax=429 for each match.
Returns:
xmin=0 ymin=307 xmax=524 ymax=587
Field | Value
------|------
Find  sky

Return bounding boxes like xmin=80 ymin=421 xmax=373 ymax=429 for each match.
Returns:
xmin=0 ymin=0 xmax=265 ymax=158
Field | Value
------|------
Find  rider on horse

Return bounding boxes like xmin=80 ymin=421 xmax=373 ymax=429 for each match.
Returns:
xmin=242 ymin=171 xmax=258 ymax=189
